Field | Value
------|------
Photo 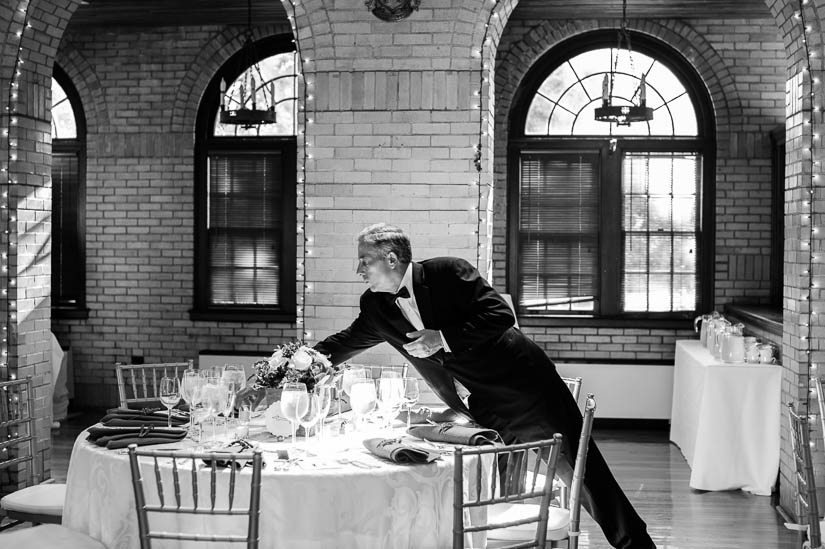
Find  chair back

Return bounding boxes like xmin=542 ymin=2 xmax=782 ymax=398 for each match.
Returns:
xmin=127 ymin=444 xmax=263 ymax=549
xmin=348 ymin=363 xmax=409 ymax=380
xmin=116 ymin=362 xmax=190 ymax=409
xmin=561 ymin=376 xmax=583 ymax=404
xmin=564 ymin=393 xmax=597 ymax=549
xmin=452 ymin=435 xmax=563 ymax=549
xmin=0 ymin=377 xmax=36 ymax=486
xmin=788 ymin=402 xmax=822 ymax=549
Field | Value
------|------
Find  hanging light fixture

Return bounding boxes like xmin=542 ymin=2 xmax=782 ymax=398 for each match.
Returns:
xmin=594 ymin=0 xmax=653 ymax=126
xmin=219 ymin=0 xmax=276 ymax=129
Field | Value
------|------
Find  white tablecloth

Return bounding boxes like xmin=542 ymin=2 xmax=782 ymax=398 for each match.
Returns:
xmin=669 ymin=339 xmax=781 ymax=495
xmin=63 ymin=422 xmax=493 ymax=548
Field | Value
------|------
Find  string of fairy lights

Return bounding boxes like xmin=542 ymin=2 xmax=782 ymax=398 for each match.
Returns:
xmin=286 ymin=0 xmax=311 ymax=340
xmin=797 ymin=0 xmax=821 ymax=431
xmin=474 ymin=0 xmax=501 ymax=273
xmin=1 ymin=2 xmax=30 ymax=383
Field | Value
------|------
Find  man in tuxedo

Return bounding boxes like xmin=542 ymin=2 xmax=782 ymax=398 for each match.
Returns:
xmin=313 ymin=223 xmax=656 ymax=549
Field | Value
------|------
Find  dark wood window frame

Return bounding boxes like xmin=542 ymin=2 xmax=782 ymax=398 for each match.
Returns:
xmin=52 ymin=64 xmax=88 ymax=320
xmin=506 ymin=31 xmax=716 ymax=329
xmin=191 ymin=35 xmax=297 ymax=322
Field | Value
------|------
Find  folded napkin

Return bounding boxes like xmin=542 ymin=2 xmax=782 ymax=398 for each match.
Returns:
xmin=101 ymin=407 xmax=189 ymax=428
xmin=87 ymin=425 xmax=187 ymax=449
xmin=363 ymin=437 xmax=441 ymax=464
xmin=407 ymin=423 xmax=500 ymax=446
xmin=201 ymin=439 xmax=255 ymax=469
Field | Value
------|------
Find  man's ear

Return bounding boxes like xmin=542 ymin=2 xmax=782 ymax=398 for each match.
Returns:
xmin=385 ymin=251 xmax=399 ymax=268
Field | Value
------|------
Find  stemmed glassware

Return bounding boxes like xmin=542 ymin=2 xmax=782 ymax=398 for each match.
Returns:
xmin=201 ymin=373 xmax=228 ymax=446
xmin=180 ymin=369 xmax=202 ymax=437
xmin=349 ymin=378 xmax=377 ymax=431
xmin=377 ymin=375 xmax=404 ymax=429
xmin=342 ymin=367 xmax=367 ymax=401
xmin=280 ymin=382 xmax=309 ymax=446
xmin=402 ymin=377 xmax=420 ymax=429
xmin=314 ymin=385 xmax=334 ymax=440
xmin=159 ymin=377 xmax=180 ymax=429
xmin=297 ymin=393 xmax=322 ymax=443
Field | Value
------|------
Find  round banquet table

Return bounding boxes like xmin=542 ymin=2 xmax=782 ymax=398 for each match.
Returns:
xmin=63 ymin=420 xmax=492 ymax=549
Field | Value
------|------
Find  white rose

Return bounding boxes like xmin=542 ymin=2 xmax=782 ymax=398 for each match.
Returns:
xmin=291 ymin=349 xmax=312 ymax=370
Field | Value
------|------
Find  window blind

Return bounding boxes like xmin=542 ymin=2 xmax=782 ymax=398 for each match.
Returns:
xmin=52 ymin=151 xmax=81 ymax=307
xmin=519 ymin=152 xmax=599 ymax=312
xmin=208 ymin=153 xmax=282 ymax=306
xmin=621 ymin=152 xmax=699 ymax=312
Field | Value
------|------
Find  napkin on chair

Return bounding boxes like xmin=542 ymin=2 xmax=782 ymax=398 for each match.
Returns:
xmin=363 ymin=437 xmax=441 ymax=464
xmin=100 ymin=407 xmax=189 ymax=428
xmin=407 ymin=423 xmax=500 ymax=446
xmin=86 ymin=425 xmax=187 ymax=449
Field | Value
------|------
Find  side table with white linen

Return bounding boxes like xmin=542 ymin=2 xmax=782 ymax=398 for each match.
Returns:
xmin=670 ymin=339 xmax=781 ymax=496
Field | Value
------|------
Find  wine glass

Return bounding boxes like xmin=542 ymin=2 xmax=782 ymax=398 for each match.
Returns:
xmin=202 ymin=380 xmax=227 ymax=446
xmin=377 ymin=376 xmax=404 ymax=429
xmin=159 ymin=377 xmax=180 ymax=429
xmin=313 ymin=385 xmax=334 ymax=440
xmin=349 ymin=378 xmax=377 ymax=431
xmin=402 ymin=377 xmax=420 ymax=429
xmin=181 ymin=370 xmax=204 ymax=440
xmin=280 ymin=382 xmax=309 ymax=445
xmin=298 ymin=394 xmax=322 ymax=443
xmin=222 ymin=364 xmax=247 ymax=396
xmin=342 ymin=367 xmax=367 ymax=399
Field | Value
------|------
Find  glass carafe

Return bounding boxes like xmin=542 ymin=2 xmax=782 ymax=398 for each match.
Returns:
xmin=695 ymin=311 xmax=719 ymax=346
xmin=703 ymin=313 xmax=723 ymax=351
xmin=721 ymin=323 xmax=745 ymax=363
xmin=711 ymin=319 xmax=730 ymax=359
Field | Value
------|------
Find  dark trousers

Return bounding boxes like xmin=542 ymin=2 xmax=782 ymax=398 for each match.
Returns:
xmin=470 ymin=372 xmax=656 ymax=549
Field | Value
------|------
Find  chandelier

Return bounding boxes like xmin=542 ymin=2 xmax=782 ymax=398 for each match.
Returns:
xmin=219 ymin=0 xmax=276 ymax=129
xmin=594 ymin=0 xmax=653 ymax=126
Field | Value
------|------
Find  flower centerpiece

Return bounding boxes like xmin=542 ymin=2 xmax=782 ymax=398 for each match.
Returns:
xmin=253 ymin=341 xmax=339 ymax=393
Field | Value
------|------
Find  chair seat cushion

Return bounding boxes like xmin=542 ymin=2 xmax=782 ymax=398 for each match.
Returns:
xmin=0 ymin=483 xmax=66 ymax=516
xmin=486 ymin=502 xmax=571 ymax=542
xmin=0 ymin=524 xmax=105 ymax=548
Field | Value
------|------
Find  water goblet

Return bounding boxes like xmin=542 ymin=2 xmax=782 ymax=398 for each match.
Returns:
xmin=342 ymin=366 xmax=367 ymax=399
xmin=159 ymin=377 xmax=180 ymax=429
xmin=402 ymin=377 xmax=420 ymax=430
xmin=377 ymin=376 xmax=404 ymax=429
xmin=281 ymin=382 xmax=309 ymax=446
xmin=349 ymin=379 xmax=377 ymax=431
xmin=222 ymin=364 xmax=247 ymax=396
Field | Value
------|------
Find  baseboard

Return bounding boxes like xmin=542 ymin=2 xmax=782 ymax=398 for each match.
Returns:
xmin=593 ymin=418 xmax=670 ymax=430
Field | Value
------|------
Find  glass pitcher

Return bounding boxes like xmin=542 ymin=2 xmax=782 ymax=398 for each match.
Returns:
xmin=721 ymin=323 xmax=745 ymax=363
xmin=711 ymin=318 xmax=730 ymax=359
xmin=703 ymin=313 xmax=724 ymax=351
xmin=694 ymin=311 xmax=720 ymax=346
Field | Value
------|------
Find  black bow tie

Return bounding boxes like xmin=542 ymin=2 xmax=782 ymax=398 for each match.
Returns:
xmin=393 ymin=286 xmax=410 ymax=300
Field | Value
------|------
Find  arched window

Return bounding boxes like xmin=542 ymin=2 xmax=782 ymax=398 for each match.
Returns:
xmin=192 ymin=35 xmax=298 ymax=320
xmin=52 ymin=65 xmax=87 ymax=318
xmin=508 ymin=31 xmax=714 ymax=323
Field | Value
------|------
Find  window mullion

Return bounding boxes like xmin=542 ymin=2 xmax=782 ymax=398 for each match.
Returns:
xmin=601 ymin=146 xmax=621 ymax=315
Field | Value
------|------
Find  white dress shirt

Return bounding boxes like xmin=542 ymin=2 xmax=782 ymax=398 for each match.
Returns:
xmin=395 ymin=264 xmax=470 ymax=405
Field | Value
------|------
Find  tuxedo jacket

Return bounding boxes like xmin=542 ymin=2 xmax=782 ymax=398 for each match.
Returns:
xmin=314 ymin=257 xmax=562 ymax=424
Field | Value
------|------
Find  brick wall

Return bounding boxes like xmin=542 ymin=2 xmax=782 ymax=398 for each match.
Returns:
xmin=9 ymin=0 xmax=815 ymax=517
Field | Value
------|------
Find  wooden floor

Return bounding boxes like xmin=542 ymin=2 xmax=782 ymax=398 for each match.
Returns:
xmin=50 ymin=416 xmax=803 ymax=549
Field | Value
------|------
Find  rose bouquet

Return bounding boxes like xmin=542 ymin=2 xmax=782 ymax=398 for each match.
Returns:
xmin=253 ymin=341 xmax=339 ymax=392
